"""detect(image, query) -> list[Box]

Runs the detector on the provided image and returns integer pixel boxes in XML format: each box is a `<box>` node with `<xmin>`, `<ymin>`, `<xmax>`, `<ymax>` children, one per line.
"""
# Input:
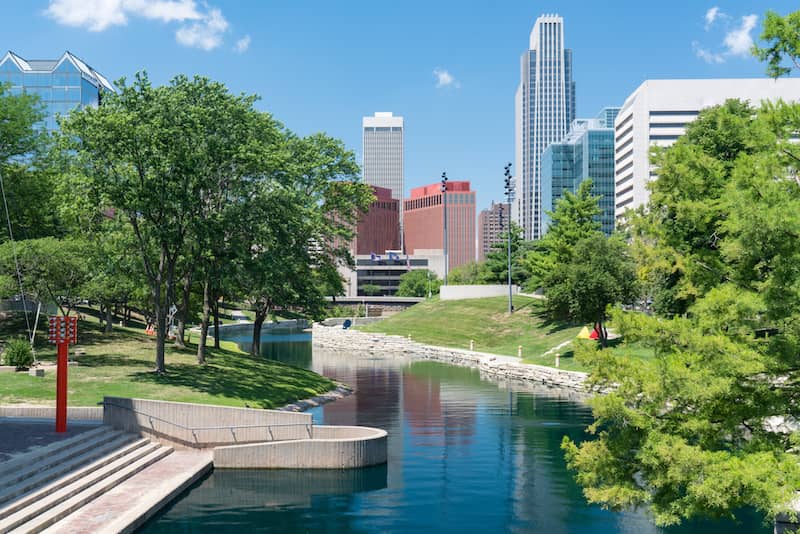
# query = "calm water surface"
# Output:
<box><xmin>144</xmin><ymin>330</ymin><xmax>768</xmax><ymax>533</ymax></box>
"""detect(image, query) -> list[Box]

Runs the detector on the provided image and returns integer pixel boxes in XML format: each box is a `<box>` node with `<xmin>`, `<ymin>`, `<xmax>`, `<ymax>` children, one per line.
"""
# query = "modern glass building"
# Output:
<box><xmin>0</xmin><ymin>51</ymin><xmax>114</xmax><ymax>130</ymax></box>
<box><xmin>514</xmin><ymin>14</ymin><xmax>576</xmax><ymax>241</ymax></box>
<box><xmin>541</xmin><ymin>107</ymin><xmax>620</xmax><ymax>235</ymax></box>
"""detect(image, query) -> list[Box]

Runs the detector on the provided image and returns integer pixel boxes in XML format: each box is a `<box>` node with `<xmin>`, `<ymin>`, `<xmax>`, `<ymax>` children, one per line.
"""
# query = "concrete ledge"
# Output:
<box><xmin>213</xmin><ymin>425</ymin><xmax>388</xmax><ymax>469</ymax></box>
<box><xmin>103</xmin><ymin>397</ymin><xmax>312</xmax><ymax>448</ymax></box>
<box><xmin>440</xmin><ymin>284</ymin><xmax>519</xmax><ymax>301</ymax></box>
<box><xmin>0</xmin><ymin>406</ymin><xmax>103</xmax><ymax>420</ymax></box>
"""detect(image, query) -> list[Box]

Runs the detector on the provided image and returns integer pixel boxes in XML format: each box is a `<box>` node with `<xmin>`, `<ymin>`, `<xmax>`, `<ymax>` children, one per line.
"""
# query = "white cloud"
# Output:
<box><xmin>44</xmin><ymin>0</ymin><xmax>201</xmax><ymax>31</ymax></box>
<box><xmin>723</xmin><ymin>14</ymin><xmax>758</xmax><ymax>57</ymax></box>
<box><xmin>433</xmin><ymin>68</ymin><xmax>460</xmax><ymax>89</ymax></box>
<box><xmin>704</xmin><ymin>6</ymin><xmax>720</xmax><ymax>30</ymax></box>
<box><xmin>175</xmin><ymin>8</ymin><xmax>229</xmax><ymax>50</ymax></box>
<box><xmin>45</xmin><ymin>0</ymin><xmax>232</xmax><ymax>51</ymax></box>
<box><xmin>234</xmin><ymin>34</ymin><xmax>251</xmax><ymax>53</ymax></box>
<box><xmin>693</xmin><ymin>41</ymin><xmax>725</xmax><ymax>64</ymax></box>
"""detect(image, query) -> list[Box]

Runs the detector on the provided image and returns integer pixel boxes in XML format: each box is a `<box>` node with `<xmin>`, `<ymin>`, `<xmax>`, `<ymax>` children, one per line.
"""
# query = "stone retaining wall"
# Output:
<box><xmin>312</xmin><ymin>323</ymin><xmax>589</xmax><ymax>393</ymax></box>
<box><xmin>213</xmin><ymin>425</ymin><xmax>388</xmax><ymax>469</ymax></box>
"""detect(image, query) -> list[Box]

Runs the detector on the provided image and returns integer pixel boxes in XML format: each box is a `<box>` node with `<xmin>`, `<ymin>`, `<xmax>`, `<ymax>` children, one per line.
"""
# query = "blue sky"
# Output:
<box><xmin>3</xmin><ymin>1</ymin><xmax>797</xmax><ymax>210</ymax></box>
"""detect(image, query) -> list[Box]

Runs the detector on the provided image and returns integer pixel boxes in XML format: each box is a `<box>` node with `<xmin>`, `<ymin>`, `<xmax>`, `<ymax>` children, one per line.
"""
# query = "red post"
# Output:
<box><xmin>56</xmin><ymin>342</ymin><xmax>68</xmax><ymax>433</ymax></box>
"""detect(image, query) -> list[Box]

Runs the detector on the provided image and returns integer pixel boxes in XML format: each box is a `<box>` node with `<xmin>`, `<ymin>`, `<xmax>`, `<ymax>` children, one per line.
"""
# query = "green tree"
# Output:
<box><xmin>562</xmin><ymin>100</ymin><xmax>800</xmax><ymax>526</ymax></box>
<box><xmin>448</xmin><ymin>261</ymin><xmax>488</xmax><ymax>285</ymax></box>
<box><xmin>360</xmin><ymin>284</ymin><xmax>382</xmax><ymax>296</ymax></box>
<box><xmin>396</xmin><ymin>269</ymin><xmax>440</xmax><ymax>297</ymax></box>
<box><xmin>482</xmin><ymin>223</ymin><xmax>529</xmax><ymax>286</ymax></box>
<box><xmin>543</xmin><ymin>235</ymin><xmax>638</xmax><ymax>346</ymax></box>
<box><xmin>753</xmin><ymin>10</ymin><xmax>800</xmax><ymax>78</ymax></box>
<box><xmin>524</xmin><ymin>179</ymin><xmax>601</xmax><ymax>290</ymax></box>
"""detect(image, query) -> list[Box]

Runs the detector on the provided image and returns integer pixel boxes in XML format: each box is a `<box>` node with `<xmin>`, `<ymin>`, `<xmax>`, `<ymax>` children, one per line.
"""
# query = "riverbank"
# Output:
<box><xmin>312</xmin><ymin>323</ymin><xmax>589</xmax><ymax>392</ymax></box>
<box><xmin>0</xmin><ymin>320</ymin><xmax>335</xmax><ymax>409</ymax></box>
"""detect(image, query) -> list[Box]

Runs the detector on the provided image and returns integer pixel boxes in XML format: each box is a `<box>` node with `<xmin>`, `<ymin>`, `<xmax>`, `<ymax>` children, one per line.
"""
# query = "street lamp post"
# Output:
<box><xmin>504</xmin><ymin>163</ymin><xmax>514</xmax><ymax>314</ymax></box>
<box><xmin>441</xmin><ymin>172</ymin><xmax>449</xmax><ymax>286</ymax></box>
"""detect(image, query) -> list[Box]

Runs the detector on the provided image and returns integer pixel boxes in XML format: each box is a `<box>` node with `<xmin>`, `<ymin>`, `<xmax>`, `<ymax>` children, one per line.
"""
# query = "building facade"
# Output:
<box><xmin>403</xmin><ymin>181</ymin><xmax>476</xmax><ymax>271</ymax></box>
<box><xmin>0</xmin><ymin>51</ymin><xmax>114</xmax><ymax>130</ymax></box>
<box><xmin>339</xmin><ymin>250</ymin><xmax>445</xmax><ymax>297</ymax></box>
<box><xmin>541</xmin><ymin>107</ymin><xmax>619</xmax><ymax>235</ymax></box>
<box><xmin>614</xmin><ymin>78</ymin><xmax>800</xmax><ymax>220</ymax></box>
<box><xmin>353</xmin><ymin>186</ymin><xmax>400</xmax><ymax>255</ymax></box>
<box><xmin>478</xmin><ymin>202</ymin><xmax>509</xmax><ymax>260</ymax></box>
<box><xmin>514</xmin><ymin>14</ymin><xmax>576</xmax><ymax>241</ymax></box>
<box><xmin>363</xmin><ymin>112</ymin><xmax>404</xmax><ymax>245</ymax></box>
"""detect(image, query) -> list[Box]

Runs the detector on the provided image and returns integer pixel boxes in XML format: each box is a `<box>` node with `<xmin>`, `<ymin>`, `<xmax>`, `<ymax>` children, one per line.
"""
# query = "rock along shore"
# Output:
<box><xmin>312</xmin><ymin>323</ymin><xmax>590</xmax><ymax>394</ymax></box>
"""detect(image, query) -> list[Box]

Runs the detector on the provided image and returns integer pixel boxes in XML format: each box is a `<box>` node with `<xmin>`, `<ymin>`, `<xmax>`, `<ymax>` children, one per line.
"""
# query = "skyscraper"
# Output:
<box><xmin>541</xmin><ymin>107</ymin><xmax>619</xmax><ymax>235</ymax></box>
<box><xmin>0</xmin><ymin>51</ymin><xmax>114</xmax><ymax>130</ymax></box>
<box><xmin>514</xmin><ymin>14</ymin><xmax>575</xmax><ymax>240</ymax></box>
<box><xmin>363</xmin><ymin>112</ymin><xmax>404</xmax><ymax>245</ymax></box>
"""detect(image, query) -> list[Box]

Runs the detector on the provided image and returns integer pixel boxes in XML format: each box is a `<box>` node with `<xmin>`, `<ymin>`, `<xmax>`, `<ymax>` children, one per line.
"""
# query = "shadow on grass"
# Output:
<box><xmin>130</xmin><ymin>348</ymin><xmax>333</xmax><ymax>409</ymax></box>
<box><xmin>75</xmin><ymin>353</ymin><xmax>154</xmax><ymax>368</ymax></box>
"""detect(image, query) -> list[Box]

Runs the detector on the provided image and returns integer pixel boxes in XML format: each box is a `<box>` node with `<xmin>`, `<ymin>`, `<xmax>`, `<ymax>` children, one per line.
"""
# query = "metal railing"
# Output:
<box><xmin>100</xmin><ymin>400</ymin><xmax>313</xmax><ymax>443</ymax></box>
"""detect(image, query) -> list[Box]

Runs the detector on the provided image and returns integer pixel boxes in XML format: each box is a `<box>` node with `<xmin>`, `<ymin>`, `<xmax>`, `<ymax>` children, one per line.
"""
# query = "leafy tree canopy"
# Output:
<box><xmin>396</xmin><ymin>269</ymin><xmax>440</xmax><ymax>297</ymax></box>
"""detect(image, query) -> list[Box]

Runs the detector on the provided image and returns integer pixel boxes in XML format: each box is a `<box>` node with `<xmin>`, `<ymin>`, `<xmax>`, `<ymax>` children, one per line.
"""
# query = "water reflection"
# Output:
<box><xmin>145</xmin><ymin>332</ymin><xmax>769</xmax><ymax>533</ymax></box>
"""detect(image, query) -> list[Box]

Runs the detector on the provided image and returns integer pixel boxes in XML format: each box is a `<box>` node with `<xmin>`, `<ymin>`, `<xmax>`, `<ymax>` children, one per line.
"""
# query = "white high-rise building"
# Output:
<box><xmin>363</xmin><ymin>112</ymin><xmax>404</xmax><ymax>246</ymax></box>
<box><xmin>615</xmin><ymin>78</ymin><xmax>800</xmax><ymax>220</ymax></box>
<box><xmin>514</xmin><ymin>14</ymin><xmax>576</xmax><ymax>240</ymax></box>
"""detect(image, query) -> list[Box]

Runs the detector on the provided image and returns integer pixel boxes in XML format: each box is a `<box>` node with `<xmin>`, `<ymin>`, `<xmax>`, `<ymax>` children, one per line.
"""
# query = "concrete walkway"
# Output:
<box><xmin>0</xmin><ymin>418</ymin><xmax>100</xmax><ymax>463</ymax></box>
<box><xmin>41</xmin><ymin>450</ymin><xmax>212</xmax><ymax>534</ymax></box>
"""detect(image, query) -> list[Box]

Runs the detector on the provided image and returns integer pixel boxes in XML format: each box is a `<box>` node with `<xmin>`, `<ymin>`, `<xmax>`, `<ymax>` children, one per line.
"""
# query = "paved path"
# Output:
<box><xmin>0</xmin><ymin>419</ymin><xmax>100</xmax><ymax>463</ymax></box>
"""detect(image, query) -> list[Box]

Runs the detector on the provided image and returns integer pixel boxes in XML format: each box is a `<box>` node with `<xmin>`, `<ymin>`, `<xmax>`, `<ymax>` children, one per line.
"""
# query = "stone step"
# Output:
<box><xmin>0</xmin><ymin>429</ymin><xmax>128</xmax><ymax>496</ymax></box>
<box><xmin>0</xmin><ymin>425</ymin><xmax>111</xmax><ymax>480</ymax></box>
<box><xmin>42</xmin><ymin>451</ymin><xmax>214</xmax><ymax>534</ymax></box>
<box><xmin>0</xmin><ymin>444</ymin><xmax>172</xmax><ymax>533</ymax></box>
<box><xmin>0</xmin><ymin>438</ymin><xmax>150</xmax><ymax>521</ymax></box>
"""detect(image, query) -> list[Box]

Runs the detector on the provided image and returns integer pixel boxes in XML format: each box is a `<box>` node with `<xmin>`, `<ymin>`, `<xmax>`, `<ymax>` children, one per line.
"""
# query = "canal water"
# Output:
<box><xmin>144</xmin><ymin>330</ymin><xmax>768</xmax><ymax>533</ymax></box>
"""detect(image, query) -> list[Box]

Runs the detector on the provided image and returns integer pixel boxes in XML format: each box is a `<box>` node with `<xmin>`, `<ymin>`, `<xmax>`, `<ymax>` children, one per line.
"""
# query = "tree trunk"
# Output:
<box><xmin>597</xmin><ymin>319</ymin><xmax>608</xmax><ymax>348</ymax></box>
<box><xmin>154</xmin><ymin>294</ymin><xmax>166</xmax><ymax>374</ymax></box>
<box><xmin>174</xmin><ymin>274</ymin><xmax>191</xmax><ymax>349</ymax></box>
<box><xmin>104</xmin><ymin>303</ymin><xmax>113</xmax><ymax>333</ymax></box>
<box><xmin>98</xmin><ymin>303</ymin><xmax>105</xmax><ymax>328</ymax></box>
<box><xmin>213</xmin><ymin>299</ymin><xmax>220</xmax><ymax>349</ymax></box>
<box><xmin>251</xmin><ymin>304</ymin><xmax>269</xmax><ymax>357</ymax></box>
<box><xmin>196</xmin><ymin>279</ymin><xmax>210</xmax><ymax>364</ymax></box>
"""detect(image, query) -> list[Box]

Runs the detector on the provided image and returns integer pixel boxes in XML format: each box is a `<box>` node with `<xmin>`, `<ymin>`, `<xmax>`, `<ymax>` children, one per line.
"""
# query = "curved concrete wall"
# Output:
<box><xmin>103</xmin><ymin>397</ymin><xmax>312</xmax><ymax>448</ymax></box>
<box><xmin>213</xmin><ymin>425</ymin><xmax>388</xmax><ymax>469</ymax></box>
<box><xmin>440</xmin><ymin>284</ymin><xmax>519</xmax><ymax>301</ymax></box>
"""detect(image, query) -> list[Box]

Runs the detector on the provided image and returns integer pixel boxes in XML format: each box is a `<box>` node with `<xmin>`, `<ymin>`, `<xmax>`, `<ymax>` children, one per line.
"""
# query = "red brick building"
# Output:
<box><xmin>353</xmin><ymin>186</ymin><xmax>400</xmax><ymax>255</ymax></box>
<box><xmin>403</xmin><ymin>181</ymin><xmax>476</xmax><ymax>269</ymax></box>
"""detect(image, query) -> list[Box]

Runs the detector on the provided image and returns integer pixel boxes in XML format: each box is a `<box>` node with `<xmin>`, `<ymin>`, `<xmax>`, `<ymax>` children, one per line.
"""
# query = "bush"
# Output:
<box><xmin>4</xmin><ymin>338</ymin><xmax>33</xmax><ymax>369</ymax></box>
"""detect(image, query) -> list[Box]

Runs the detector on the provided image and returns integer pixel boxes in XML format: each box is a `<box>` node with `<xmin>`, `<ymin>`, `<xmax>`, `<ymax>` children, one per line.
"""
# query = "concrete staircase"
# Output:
<box><xmin>0</xmin><ymin>425</ymin><xmax>173</xmax><ymax>533</ymax></box>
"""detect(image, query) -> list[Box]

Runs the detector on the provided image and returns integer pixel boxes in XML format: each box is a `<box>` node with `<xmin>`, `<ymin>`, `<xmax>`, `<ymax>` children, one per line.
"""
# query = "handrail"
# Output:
<box><xmin>100</xmin><ymin>400</ymin><xmax>314</xmax><ymax>442</ymax></box>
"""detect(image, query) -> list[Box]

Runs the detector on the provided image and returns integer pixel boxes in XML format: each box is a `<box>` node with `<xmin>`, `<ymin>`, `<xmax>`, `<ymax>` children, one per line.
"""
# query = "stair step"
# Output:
<box><xmin>0</xmin><ymin>444</ymin><xmax>172</xmax><ymax>533</ymax></box>
<box><xmin>0</xmin><ymin>438</ymin><xmax>150</xmax><ymax>521</ymax></box>
<box><xmin>0</xmin><ymin>431</ymin><xmax>134</xmax><ymax>507</ymax></box>
<box><xmin>0</xmin><ymin>426</ymin><xmax>110</xmax><ymax>479</ymax></box>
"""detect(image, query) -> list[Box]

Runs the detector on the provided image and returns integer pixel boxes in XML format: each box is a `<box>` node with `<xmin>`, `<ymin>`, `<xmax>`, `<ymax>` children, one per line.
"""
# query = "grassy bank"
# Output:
<box><xmin>358</xmin><ymin>296</ymin><xmax>590</xmax><ymax>369</ymax></box>
<box><xmin>0</xmin><ymin>316</ymin><xmax>334</xmax><ymax>408</ymax></box>
<box><xmin>358</xmin><ymin>296</ymin><xmax>655</xmax><ymax>372</ymax></box>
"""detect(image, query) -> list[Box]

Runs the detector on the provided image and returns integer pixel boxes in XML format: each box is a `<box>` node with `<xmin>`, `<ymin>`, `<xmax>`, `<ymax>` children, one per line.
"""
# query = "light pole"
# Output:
<box><xmin>504</xmin><ymin>163</ymin><xmax>514</xmax><ymax>314</ymax></box>
<box><xmin>441</xmin><ymin>172</ymin><xmax>449</xmax><ymax>286</ymax></box>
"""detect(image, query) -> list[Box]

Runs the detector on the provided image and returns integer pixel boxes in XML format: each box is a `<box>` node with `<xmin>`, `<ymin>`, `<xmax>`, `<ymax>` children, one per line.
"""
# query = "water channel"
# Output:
<box><xmin>144</xmin><ymin>328</ymin><xmax>768</xmax><ymax>533</ymax></box>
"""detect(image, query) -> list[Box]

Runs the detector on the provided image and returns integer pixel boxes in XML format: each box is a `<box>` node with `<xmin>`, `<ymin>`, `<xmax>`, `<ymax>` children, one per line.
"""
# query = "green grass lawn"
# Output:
<box><xmin>359</xmin><ymin>295</ymin><xmax>584</xmax><ymax>359</ymax></box>
<box><xmin>0</xmin><ymin>315</ymin><xmax>334</xmax><ymax>408</ymax></box>
<box><xmin>359</xmin><ymin>296</ymin><xmax>656</xmax><ymax>373</ymax></box>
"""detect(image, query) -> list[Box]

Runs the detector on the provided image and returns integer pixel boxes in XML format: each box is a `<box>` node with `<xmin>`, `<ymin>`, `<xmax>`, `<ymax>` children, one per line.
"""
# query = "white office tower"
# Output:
<box><xmin>614</xmin><ymin>78</ymin><xmax>800</xmax><ymax>220</ymax></box>
<box><xmin>363</xmin><ymin>112</ymin><xmax>404</xmax><ymax>245</ymax></box>
<box><xmin>514</xmin><ymin>14</ymin><xmax>576</xmax><ymax>240</ymax></box>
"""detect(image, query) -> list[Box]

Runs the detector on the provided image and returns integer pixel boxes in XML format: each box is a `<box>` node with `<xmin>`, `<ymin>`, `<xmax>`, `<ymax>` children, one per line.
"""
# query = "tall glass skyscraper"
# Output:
<box><xmin>363</xmin><ymin>112</ymin><xmax>404</xmax><ymax>246</ymax></box>
<box><xmin>541</xmin><ymin>107</ymin><xmax>619</xmax><ymax>235</ymax></box>
<box><xmin>0</xmin><ymin>51</ymin><xmax>114</xmax><ymax>131</ymax></box>
<box><xmin>514</xmin><ymin>14</ymin><xmax>575</xmax><ymax>240</ymax></box>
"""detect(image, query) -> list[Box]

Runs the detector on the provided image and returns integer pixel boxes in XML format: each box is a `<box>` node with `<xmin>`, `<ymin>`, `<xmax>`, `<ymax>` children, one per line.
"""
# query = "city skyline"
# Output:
<box><xmin>1</xmin><ymin>1</ymin><xmax>796</xmax><ymax>212</ymax></box>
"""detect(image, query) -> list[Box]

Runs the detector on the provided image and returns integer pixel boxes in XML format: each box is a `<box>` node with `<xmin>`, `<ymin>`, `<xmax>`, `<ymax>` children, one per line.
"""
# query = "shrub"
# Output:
<box><xmin>5</xmin><ymin>338</ymin><xmax>33</xmax><ymax>369</ymax></box>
